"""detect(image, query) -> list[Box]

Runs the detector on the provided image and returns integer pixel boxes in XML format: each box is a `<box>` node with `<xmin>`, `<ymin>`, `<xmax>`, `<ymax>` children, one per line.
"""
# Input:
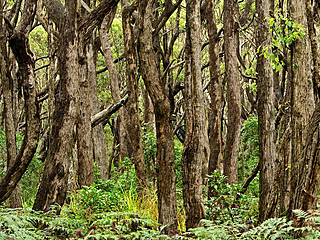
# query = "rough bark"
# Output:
<box><xmin>79</xmin><ymin>0</ymin><xmax>120</xmax><ymax>38</ymax></box>
<box><xmin>121</xmin><ymin>0</ymin><xmax>148</xmax><ymax>191</ymax></box>
<box><xmin>77</xmin><ymin>44</ymin><xmax>94</xmax><ymax>188</ymax></box>
<box><xmin>287</xmin><ymin>0</ymin><xmax>316</xmax><ymax>218</ymax></box>
<box><xmin>205</xmin><ymin>0</ymin><xmax>224</xmax><ymax>196</ymax></box>
<box><xmin>182</xmin><ymin>0</ymin><xmax>209</xmax><ymax>229</ymax></box>
<box><xmin>223</xmin><ymin>0</ymin><xmax>241</xmax><ymax>184</ymax></box>
<box><xmin>305</xmin><ymin>0</ymin><xmax>320</xmax><ymax>95</ymax></box>
<box><xmin>138</xmin><ymin>0</ymin><xmax>178</xmax><ymax>233</ymax></box>
<box><xmin>143</xmin><ymin>87</ymin><xmax>155</xmax><ymax>131</ymax></box>
<box><xmin>255</xmin><ymin>0</ymin><xmax>278</xmax><ymax>222</ymax></box>
<box><xmin>0</xmin><ymin>0</ymin><xmax>41</xmax><ymax>204</ymax></box>
<box><xmin>87</xmin><ymin>43</ymin><xmax>108</xmax><ymax>180</ymax></box>
<box><xmin>100</xmin><ymin>17</ymin><xmax>129</xmax><ymax>162</ymax></box>
<box><xmin>294</xmin><ymin>102</ymin><xmax>320</xmax><ymax>211</ymax></box>
<box><xmin>33</xmin><ymin>0</ymin><xmax>80</xmax><ymax>211</ymax></box>
<box><xmin>0</xmin><ymin>2</ymin><xmax>22</xmax><ymax>208</ymax></box>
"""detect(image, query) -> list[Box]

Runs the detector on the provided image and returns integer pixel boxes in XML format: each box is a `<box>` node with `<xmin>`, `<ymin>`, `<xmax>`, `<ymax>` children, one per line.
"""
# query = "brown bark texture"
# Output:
<box><xmin>0</xmin><ymin>2</ymin><xmax>22</xmax><ymax>208</ymax></box>
<box><xmin>255</xmin><ymin>0</ymin><xmax>278</xmax><ymax>222</ymax></box>
<box><xmin>182</xmin><ymin>0</ymin><xmax>209</xmax><ymax>229</ymax></box>
<box><xmin>0</xmin><ymin>0</ymin><xmax>41</xmax><ymax>205</ymax></box>
<box><xmin>33</xmin><ymin>0</ymin><xmax>80</xmax><ymax>211</ymax></box>
<box><xmin>121</xmin><ymin>0</ymin><xmax>148</xmax><ymax>191</ymax></box>
<box><xmin>223</xmin><ymin>0</ymin><xmax>241</xmax><ymax>184</ymax></box>
<box><xmin>287</xmin><ymin>0</ymin><xmax>316</xmax><ymax>218</ymax></box>
<box><xmin>205</xmin><ymin>0</ymin><xmax>224</xmax><ymax>196</ymax></box>
<box><xmin>138</xmin><ymin>0</ymin><xmax>178</xmax><ymax>233</ymax></box>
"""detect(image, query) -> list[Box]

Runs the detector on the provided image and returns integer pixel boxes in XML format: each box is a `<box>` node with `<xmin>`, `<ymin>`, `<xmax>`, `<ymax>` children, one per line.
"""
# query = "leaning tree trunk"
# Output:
<box><xmin>138</xmin><ymin>0</ymin><xmax>178</xmax><ymax>233</ymax></box>
<box><xmin>223</xmin><ymin>0</ymin><xmax>241</xmax><ymax>184</ymax></box>
<box><xmin>182</xmin><ymin>0</ymin><xmax>209</xmax><ymax>230</ymax></box>
<box><xmin>287</xmin><ymin>0</ymin><xmax>316</xmax><ymax>218</ymax></box>
<box><xmin>205</xmin><ymin>0</ymin><xmax>224</xmax><ymax>197</ymax></box>
<box><xmin>256</xmin><ymin>0</ymin><xmax>279</xmax><ymax>222</ymax></box>
<box><xmin>0</xmin><ymin>5</ymin><xmax>22</xmax><ymax>208</ymax></box>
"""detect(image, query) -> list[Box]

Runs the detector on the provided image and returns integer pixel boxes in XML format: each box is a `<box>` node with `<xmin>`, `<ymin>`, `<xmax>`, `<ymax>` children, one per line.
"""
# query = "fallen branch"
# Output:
<box><xmin>91</xmin><ymin>94</ymin><xmax>128</xmax><ymax>128</ymax></box>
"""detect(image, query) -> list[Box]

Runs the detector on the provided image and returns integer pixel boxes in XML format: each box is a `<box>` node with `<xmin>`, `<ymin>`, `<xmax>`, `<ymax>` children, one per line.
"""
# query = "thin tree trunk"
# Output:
<box><xmin>205</xmin><ymin>0</ymin><xmax>224</xmax><ymax>198</ymax></box>
<box><xmin>77</xmin><ymin>43</ymin><xmax>95</xmax><ymax>188</ymax></box>
<box><xmin>223</xmin><ymin>0</ymin><xmax>241</xmax><ymax>184</ymax></box>
<box><xmin>100</xmin><ymin>9</ymin><xmax>130</xmax><ymax>164</ymax></box>
<box><xmin>182</xmin><ymin>0</ymin><xmax>209</xmax><ymax>229</ymax></box>
<box><xmin>143</xmin><ymin>87</ymin><xmax>155</xmax><ymax>131</ymax></box>
<box><xmin>88</xmin><ymin>43</ymin><xmax>108</xmax><ymax>180</ymax></box>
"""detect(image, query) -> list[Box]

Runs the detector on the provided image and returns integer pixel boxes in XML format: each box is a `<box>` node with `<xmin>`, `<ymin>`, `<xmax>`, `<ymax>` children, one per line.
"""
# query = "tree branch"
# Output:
<box><xmin>91</xmin><ymin>94</ymin><xmax>129</xmax><ymax>128</ymax></box>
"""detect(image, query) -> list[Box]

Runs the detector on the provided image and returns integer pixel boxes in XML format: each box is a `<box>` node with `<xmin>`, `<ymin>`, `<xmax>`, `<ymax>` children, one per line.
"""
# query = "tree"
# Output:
<box><xmin>137</xmin><ymin>0</ymin><xmax>178</xmax><ymax>233</ymax></box>
<box><xmin>0</xmin><ymin>1</ymin><xmax>22</xmax><ymax>208</ymax></box>
<box><xmin>182</xmin><ymin>0</ymin><xmax>209</xmax><ymax>229</ymax></box>
<box><xmin>287</xmin><ymin>0</ymin><xmax>317</xmax><ymax>218</ymax></box>
<box><xmin>205</xmin><ymin>0</ymin><xmax>224</xmax><ymax>195</ymax></box>
<box><xmin>121</xmin><ymin>0</ymin><xmax>148</xmax><ymax>192</ymax></box>
<box><xmin>223</xmin><ymin>0</ymin><xmax>241</xmax><ymax>184</ymax></box>
<box><xmin>33</xmin><ymin>0</ymin><xmax>80</xmax><ymax>211</ymax></box>
<box><xmin>0</xmin><ymin>0</ymin><xmax>41</xmax><ymax>204</ymax></box>
<box><xmin>34</xmin><ymin>0</ymin><xmax>120</xmax><ymax>211</ymax></box>
<box><xmin>255</xmin><ymin>0</ymin><xmax>279</xmax><ymax>222</ymax></box>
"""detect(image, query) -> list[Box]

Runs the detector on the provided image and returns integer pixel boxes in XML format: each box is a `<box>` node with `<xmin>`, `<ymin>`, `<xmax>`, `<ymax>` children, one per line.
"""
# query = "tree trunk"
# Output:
<box><xmin>121</xmin><ymin>0</ymin><xmax>148</xmax><ymax>192</ymax></box>
<box><xmin>88</xmin><ymin>43</ymin><xmax>108</xmax><ymax>180</ymax></box>
<box><xmin>0</xmin><ymin>0</ymin><xmax>41</xmax><ymax>205</ymax></box>
<box><xmin>100</xmin><ymin>9</ymin><xmax>130</xmax><ymax>164</ymax></box>
<box><xmin>205</xmin><ymin>0</ymin><xmax>224</xmax><ymax>197</ymax></box>
<box><xmin>138</xmin><ymin>0</ymin><xmax>178</xmax><ymax>233</ymax></box>
<box><xmin>255</xmin><ymin>0</ymin><xmax>278</xmax><ymax>222</ymax></box>
<box><xmin>223</xmin><ymin>0</ymin><xmax>241</xmax><ymax>184</ymax></box>
<box><xmin>143</xmin><ymin>87</ymin><xmax>155</xmax><ymax>131</ymax></box>
<box><xmin>0</xmin><ymin>3</ymin><xmax>22</xmax><ymax>208</ymax></box>
<box><xmin>77</xmin><ymin>43</ymin><xmax>95</xmax><ymax>188</ymax></box>
<box><xmin>33</xmin><ymin>1</ymin><xmax>80</xmax><ymax>211</ymax></box>
<box><xmin>182</xmin><ymin>0</ymin><xmax>209</xmax><ymax>229</ymax></box>
<box><xmin>287</xmin><ymin>0</ymin><xmax>316</xmax><ymax>218</ymax></box>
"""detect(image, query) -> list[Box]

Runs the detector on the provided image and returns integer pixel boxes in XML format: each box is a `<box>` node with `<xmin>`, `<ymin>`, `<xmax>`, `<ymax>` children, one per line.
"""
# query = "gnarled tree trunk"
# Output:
<box><xmin>33</xmin><ymin>1</ymin><xmax>80</xmax><ymax>211</ymax></box>
<box><xmin>0</xmin><ymin>0</ymin><xmax>41</xmax><ymax>205</ymax></box>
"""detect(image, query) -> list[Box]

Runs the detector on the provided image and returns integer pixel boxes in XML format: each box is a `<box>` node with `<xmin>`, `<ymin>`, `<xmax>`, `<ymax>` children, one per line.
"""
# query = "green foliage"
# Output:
<box><xmin>259</xmin><ymin>9</ymin><xmax>305</xmax><ymax>72</ymax></box>
<box><xmin>142</xmin><ymin>123</ymin><xmax>157</xmax><ymax>178</ymax></box>
<box><xmin>239</xmin><ymin>116</ymin><xmax>259</xmax><ymax>194</ymax></box>
<box><xmin>206</xmin><ymin>171</ymin><xmax>259</xmax><ymax>225</ymax></box>
<box><xmin>0</xmin><ymin>208</ymin><xmax>46</xmax><ymax>240</ymax></box>
<box><xmin>240</xmin><ymin>217</ymin><xmax>300</xmax><ymax>240</ymax></box>
<box><xmin>185</xmin><ymin>219</ymin><xmax>242</xmax><ymax>240</ymax></box>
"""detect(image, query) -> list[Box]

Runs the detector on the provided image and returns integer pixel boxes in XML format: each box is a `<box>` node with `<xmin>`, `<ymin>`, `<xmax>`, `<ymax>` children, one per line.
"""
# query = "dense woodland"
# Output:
<box><xmin>1</xmin><ymin>0</ymin><xmax>320</xmax><ymax>239</ymax></box>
